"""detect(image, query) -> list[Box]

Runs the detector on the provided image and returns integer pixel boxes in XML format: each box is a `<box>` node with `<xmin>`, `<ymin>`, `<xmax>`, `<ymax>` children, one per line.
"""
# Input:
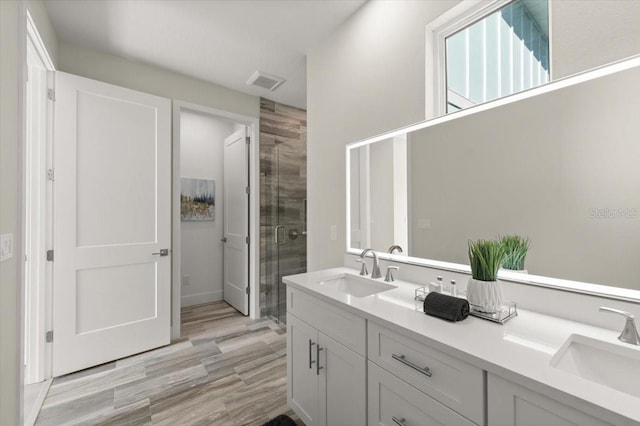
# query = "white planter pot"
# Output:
<box><xmin>466</xmin><ymin>278</ymin><xmax>503</xmax><ymax>313</ymax></box>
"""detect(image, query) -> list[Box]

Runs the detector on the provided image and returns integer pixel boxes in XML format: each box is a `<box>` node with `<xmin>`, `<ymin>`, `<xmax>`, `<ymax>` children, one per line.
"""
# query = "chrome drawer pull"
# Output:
<box><xmin>392</xmin><ymin>353</ymin><xmax>432</xmax><ymax>377</ymax></box>
<box><xmin>308</xmin><ymin>339</ymin><xmax>316</xmax><ymax>369</ymax></box>
<box><xmin>392</xmin><ymin>416</ymin><xmax>407</xmax><ymax>426</ymax></box>
<box><xmin>316</xmin><ymin>345</ymin><xmax>324</xmax><ymax>375</ymax></box>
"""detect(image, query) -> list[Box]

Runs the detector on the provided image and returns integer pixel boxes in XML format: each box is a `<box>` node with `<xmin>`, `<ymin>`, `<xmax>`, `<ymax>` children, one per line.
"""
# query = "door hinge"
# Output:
<box><xmin>245</xmin><ymin>236</ymin><xmax>250</xmax><ymax>244</ymax></box>
<box><xmin>245</xmin><ymin>136</ymin><xmax>250</xmax><ymax>144</ymax></box>
<box><xmin>47</xmin><ymin>169</ymin><xmax>54</xmax><ymax>181</ymax></box>
<box><xmin>245</xmin><ymin>186</ymin><xmax>250</xmax><ymax>195</ymax></box>
<box><xmin>246</xmin><ymin>286</ymin><xmax>250</xmax><ymax>295</ymax></box>
<box><xmin>47</xmin><ymin>88</ymin><xmax>55</xmax><ymax>101</ymax></box>
<box><xmin>46</xmin><ymin>331</ymin><xmax>53</xmax><ymax>343</ymax></box>
<box><xmin>46</xmin><ymin>250</ymin><xmax>54</xmax><ymax>261</ymax></box>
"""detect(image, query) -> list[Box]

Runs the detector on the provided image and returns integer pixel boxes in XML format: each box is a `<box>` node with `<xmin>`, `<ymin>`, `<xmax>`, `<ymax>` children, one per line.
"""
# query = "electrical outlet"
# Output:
<box><xmin>1</xmin><ymin>234</ymin><xmax>14</xmax><ymax>262</ymax></box>
<box><xmin>182</xmin><ymin>275</ymin><xmax>191</xmax><ymax>286</ymax></box>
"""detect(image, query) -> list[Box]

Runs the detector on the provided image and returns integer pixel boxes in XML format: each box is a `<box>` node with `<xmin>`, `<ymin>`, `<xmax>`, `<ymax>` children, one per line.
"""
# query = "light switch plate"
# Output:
<box><xmin>0</xmin><ymin>233</ymin><xmax>14</xmax><ymax>262</ymax></box>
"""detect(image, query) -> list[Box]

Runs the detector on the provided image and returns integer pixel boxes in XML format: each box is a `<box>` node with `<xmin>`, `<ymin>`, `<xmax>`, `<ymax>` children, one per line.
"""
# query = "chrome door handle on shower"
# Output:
<box><xmin>274</xmin><ymin>225</ymin><xmax>286</xmax><ymax>245</ymax></box>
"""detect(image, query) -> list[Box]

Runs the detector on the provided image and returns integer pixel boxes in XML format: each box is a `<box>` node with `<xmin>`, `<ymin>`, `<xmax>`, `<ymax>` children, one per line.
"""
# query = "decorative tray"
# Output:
<box><xmin>469</xmin><ymin>301</ymin><xmax>518</xmax><ymax>324</ymax></box>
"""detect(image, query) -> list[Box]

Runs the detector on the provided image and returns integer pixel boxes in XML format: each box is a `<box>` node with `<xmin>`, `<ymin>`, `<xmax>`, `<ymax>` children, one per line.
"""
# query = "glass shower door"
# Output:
<box><xmin>262</xmin><ymin>137</ymin><xmax>307</xmax><ymax>325</ymax></box>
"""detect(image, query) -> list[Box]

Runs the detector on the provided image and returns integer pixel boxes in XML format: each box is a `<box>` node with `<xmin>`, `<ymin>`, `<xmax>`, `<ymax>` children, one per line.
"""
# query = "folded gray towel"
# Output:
<box><xmin>423</xmin><ymin>292</ymin><xmax>469</xmax><ymax>322</ymax></box>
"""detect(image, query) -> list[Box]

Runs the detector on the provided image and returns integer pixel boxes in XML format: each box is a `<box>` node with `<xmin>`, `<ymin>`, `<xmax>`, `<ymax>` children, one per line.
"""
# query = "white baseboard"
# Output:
<box><xmin>181</xmin><ymin>290</ymin><xmax>223</xmax><ymax>307</ymax></box>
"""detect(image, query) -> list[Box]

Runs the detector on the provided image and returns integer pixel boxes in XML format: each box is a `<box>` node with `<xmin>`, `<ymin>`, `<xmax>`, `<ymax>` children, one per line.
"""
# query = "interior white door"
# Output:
<box><xmin>223</xmin><ymin>127</ymin><xmax>249</xmax><ymax>315</ymax></box>
<box><xmin>53</xmin><ymin>72</ymin><xmax>171</xmax><ymax>376</ymax></box>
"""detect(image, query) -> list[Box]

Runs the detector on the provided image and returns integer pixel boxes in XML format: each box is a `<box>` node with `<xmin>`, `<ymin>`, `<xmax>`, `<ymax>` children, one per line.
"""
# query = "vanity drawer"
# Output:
<box><xmin>288</xmin><ymin>287</ymin><xmax>366</xmax><ymax>356</ymax></box>
<box><xmin>368</xmin><ymin>361</ymin><xmax>476</xmax><ymax>426</ymax></box>
<box><xmin>368</xmin><ymin>322</ymin><xmax>484</xmax><ymax>425</ymax></box>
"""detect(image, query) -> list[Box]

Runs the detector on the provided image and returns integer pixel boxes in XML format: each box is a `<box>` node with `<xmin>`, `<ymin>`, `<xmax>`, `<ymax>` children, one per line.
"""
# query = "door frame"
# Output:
<box><xmin>172</xmin><ymin>100</ymin><xmax>260</xmax><ymax>338</ymax></box>
<box><xmin>24</xmin><ymin>9</ymin><xmax>55</xmax><ymax>385</ymax></box>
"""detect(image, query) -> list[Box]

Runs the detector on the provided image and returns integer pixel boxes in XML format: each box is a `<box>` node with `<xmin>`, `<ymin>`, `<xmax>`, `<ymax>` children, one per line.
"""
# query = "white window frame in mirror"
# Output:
<box><xmin>425</xmin><ymin>0</ymin><xmax>554</xmax><ymax>118</ymax></box>
<box><xmin>347</xmin><ymin>54</ymin><xmax>640</xmax><ymax>303</ymax></box>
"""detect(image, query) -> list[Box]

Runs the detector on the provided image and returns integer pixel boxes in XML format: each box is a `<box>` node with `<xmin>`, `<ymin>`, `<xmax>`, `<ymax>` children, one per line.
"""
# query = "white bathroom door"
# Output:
<box><xmin>52</xmin><ymin>72</ymin><xmax>172</xmax><ymax>376</ymax></box>
<box><xmin>223</xmin><ymin>128</ymin><xmax>249</xmax><ymax>315</ymax></box>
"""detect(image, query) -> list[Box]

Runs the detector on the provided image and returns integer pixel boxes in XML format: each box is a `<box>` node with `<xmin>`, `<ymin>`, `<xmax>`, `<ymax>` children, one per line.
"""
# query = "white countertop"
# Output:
<box><xmin>283</xmin><ymin>267</ymin><xmax>640</xmax><ymax>425</ymax></box>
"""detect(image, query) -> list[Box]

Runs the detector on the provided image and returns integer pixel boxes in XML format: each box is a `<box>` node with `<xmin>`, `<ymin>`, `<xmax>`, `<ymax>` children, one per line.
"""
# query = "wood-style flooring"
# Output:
<box><xmin>35</xmin><ymin>301</ymin><xmax>299</xmax><ymax>425</ymax></box>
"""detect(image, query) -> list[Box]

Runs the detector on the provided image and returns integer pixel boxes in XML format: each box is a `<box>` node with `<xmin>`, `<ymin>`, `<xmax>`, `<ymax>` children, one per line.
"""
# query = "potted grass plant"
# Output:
<box><xmin>466</xmin><ymin>239</ymin><xmax>506</xmax><ymax>313</ymax></box>
<box><xmin>500</xmin><ymin>235</ymin><xmax>530</xmax><ymax>272</ymax></box>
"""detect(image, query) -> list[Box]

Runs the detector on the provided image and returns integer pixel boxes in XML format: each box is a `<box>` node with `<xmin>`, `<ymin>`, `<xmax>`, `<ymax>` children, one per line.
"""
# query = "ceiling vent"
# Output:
<box><xmin>246</xmin><ymin>70</ymin><xmax>286</xmax><ymax>91</ymax></box>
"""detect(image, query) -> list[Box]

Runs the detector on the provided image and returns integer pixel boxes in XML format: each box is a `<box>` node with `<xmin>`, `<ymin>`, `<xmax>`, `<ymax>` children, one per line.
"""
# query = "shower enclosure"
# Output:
<box><xmin>259</xmin><ymin>99</ymin><xmax>307</xmax><ymax>325</ymax></box>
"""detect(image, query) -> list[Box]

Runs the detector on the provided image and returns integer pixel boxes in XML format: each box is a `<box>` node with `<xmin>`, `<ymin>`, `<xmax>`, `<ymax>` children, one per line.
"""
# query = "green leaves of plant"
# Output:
<box><xmin>468</xmin><ymin>239</ymin><xmax>506</xmax><ymax>282</ymax></box>
<box><xmin>500</xmin><ymin>235</ymin><xmax>530</xmax><ymax>270</ymax></box>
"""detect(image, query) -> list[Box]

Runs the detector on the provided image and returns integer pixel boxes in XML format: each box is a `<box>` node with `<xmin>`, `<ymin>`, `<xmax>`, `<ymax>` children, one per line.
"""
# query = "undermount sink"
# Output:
<box><xmin>318</xmin><ymin>274</ymin><xmax>397</xmax><ymax>298</ymax></box>
<box><xmin>549</xmin><ymin>334</ymin><xmax>640</xmax><ymax>398</ymax></box>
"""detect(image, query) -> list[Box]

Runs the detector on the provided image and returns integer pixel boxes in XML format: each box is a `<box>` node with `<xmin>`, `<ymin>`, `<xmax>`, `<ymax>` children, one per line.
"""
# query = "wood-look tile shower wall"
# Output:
<box><xmin>259</xmin><ymin>98</ymin><xmax>307</xmax><ymax>318</ymax></box>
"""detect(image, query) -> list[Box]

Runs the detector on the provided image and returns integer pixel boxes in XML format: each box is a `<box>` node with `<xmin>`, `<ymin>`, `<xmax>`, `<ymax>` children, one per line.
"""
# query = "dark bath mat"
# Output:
<box><xmin>261</xmin><ymin>414</ymin><xmax>297</xmax><ymax>426</ymax></box>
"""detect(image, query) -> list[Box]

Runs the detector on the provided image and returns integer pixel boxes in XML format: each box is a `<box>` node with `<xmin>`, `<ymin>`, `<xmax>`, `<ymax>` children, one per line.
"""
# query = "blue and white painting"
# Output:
<box><xmin>181</xmin><ymin>178</ymin><xmax>215</xmax><ymax>221</ymax></box>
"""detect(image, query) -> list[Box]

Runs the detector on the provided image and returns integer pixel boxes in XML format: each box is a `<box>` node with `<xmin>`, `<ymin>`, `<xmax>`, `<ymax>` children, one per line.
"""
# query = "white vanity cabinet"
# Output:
<box><xmin>368</xmin><ymin>322</ymin><xmax>484</xmax><ymax>426</ymax></box>
<box><xmin>487</xmin><ymin>374</ymin><xmax>610</xmax><ymax>426</ymax></box>
<box><xmin>287</xmin><ymin>288</ymin><xmax>367</xmax><ymax>426</ymax></box>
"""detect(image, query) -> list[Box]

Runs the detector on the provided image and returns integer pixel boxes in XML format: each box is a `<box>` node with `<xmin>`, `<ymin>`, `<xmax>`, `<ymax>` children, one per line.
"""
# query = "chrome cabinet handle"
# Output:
<box><xmin>316</xmin><ymin>345</ymin><xmax>323</xmax><ymax>375</ymax></box>
<box><xmin>309</xmin><ymin>339</ymin><xmax>316</xmax><ymax>369</ymax></box>
<box><xmin>392</xmin><ymin>354</ymin><xmax>432</xmax><ymax>377</ymax></box>
<box><xmin>152</xmin><ymin>249</ymin><xmax>169</xmax><ymax>256</ymax></box>
<box><xmin>392</xmin><ymin>416</ymin><xmax>407</xmax><ymax>426</ymax></box>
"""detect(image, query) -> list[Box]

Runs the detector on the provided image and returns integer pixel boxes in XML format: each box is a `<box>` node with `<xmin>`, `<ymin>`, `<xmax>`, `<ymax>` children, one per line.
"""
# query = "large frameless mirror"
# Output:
<box><xmin>347</xmin><ymin>55</ymin><xmax>640</xmax><ymax>299</ymax></box>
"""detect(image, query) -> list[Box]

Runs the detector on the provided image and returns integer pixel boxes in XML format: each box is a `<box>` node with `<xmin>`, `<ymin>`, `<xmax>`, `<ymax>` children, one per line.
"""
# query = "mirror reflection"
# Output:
<box><xmin>348</xmin><ymin>58</ymin><xmax>640</xmax><ymax>290</ymax></box>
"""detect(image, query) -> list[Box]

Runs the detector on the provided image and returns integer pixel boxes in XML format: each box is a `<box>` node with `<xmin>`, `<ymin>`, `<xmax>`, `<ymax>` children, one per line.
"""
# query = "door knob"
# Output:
<box><xmin>152</xmin><ymin>249</ymin><xmax>169</xmax><ymax>256</ymax></box>
<box><xmin>221</xmin><ymin>237</ymin><xmax>227</xmax><ymax>243</ymax></box>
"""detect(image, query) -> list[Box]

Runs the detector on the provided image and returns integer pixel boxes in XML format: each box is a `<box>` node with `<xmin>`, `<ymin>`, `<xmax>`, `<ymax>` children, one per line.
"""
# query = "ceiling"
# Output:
<box><xmin>44</xmin><ymin>0</ymin><xmax>367</xmax><ymax>109</ymax></box>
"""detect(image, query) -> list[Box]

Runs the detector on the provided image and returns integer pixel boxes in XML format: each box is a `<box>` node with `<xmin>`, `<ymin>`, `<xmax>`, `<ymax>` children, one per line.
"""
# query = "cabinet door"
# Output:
<box><xmin>319</xmin><ymin>332</ymin><xmax>367</xmax><ymax>426</ymax></box>
<box><xmin>287</xmin><ymin>314</ymin><xmax>319</xmax><ymax>426</ymax></box>
<box><xmin>368</xmin><ymin>362</ymin><xmax>475</xmax><ymax>426</ymax></box>
<box><xmin>488</xmin><ymin>374</ymin><xmax>610</xmax><ymax>426</ymax></box>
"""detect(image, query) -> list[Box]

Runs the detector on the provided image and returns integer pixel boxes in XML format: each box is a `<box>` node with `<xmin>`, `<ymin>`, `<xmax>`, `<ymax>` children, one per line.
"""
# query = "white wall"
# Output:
<box><xmin>551</xmin><ymin>0</ymin><xmax>640</xmax><ymax>79</ymax></box>
<box><xmin>1</xmin><ymin>2</ymin><xmax>23</xmax><ymax>423</ymax></box>
<box><xmin>307</xmin><ymin>0</ymin><xmax>640</xmax><ymax>271</ymax></box>
<box><xmin>26</xmin><ymin>0</ymin><xmax>58</xmax><ymax>67</ymax></box>
<box><xmin>180</xmin><ymin>111</ymin><xmax>233</xmax><ymax>306</ymax></box>
<box><xmin>308</xmin><ymin>0</ymin><xmax>459</xmax><ymax>270</ymax></box>
<box><xmin>58</xmin><ymin>43</ymin><xmax>260</xmax><ymax>118</ymax></box>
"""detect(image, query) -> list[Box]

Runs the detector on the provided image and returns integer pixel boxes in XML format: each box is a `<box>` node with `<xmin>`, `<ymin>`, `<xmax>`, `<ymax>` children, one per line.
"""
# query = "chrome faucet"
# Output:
<box><xmin>600</xmin><ymin>307</ymin><xmax>640</xmax><ymax>346</ymax></box>
<box><xmin>360</xmin><ymin>248</ymin><xmax>382</xmax><ymax>279</ymax></box>
<box><xmin>388</xmin><ymin>245</ymin><xmax>403</xmax><ymax>254</ymax></box>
